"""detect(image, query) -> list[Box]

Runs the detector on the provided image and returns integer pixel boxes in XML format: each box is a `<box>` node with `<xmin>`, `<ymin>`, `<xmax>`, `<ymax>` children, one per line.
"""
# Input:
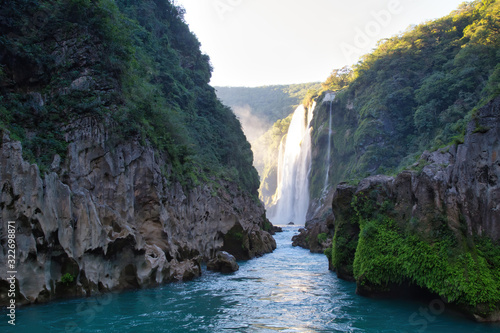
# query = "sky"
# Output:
<box><xmin>174</xmin><ymin>0</ymin><xmax>468</xmax><ymax>87</ymax></box>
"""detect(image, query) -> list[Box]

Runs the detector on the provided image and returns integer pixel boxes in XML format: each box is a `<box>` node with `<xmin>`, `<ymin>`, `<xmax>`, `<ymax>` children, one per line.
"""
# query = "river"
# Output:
<box><xmin>2</xmin><ymin>226</ymin><xmax>499</xmax><ymax>332</ymax></box>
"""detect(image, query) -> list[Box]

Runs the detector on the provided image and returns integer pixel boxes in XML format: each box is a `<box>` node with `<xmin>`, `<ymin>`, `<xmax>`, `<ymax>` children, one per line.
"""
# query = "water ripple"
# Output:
<box><xmin>2</xmin><ymin>226</ymin><xmax>500</xmax><ymax>332</ymax></box>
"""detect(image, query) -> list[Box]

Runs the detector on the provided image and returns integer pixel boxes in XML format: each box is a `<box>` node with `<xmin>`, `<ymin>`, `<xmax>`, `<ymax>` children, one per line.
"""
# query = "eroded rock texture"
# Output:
<box><xmin>0</xmin><ymin>121</ymin><xmax>275</xmax><ymax>305</ymax></box>
<box><xmin>207</xmin><ymin>251</ymin><xmax>239</xmax><ymax>273</ymax></box>
<box><xmin>328</xmin><ymin>97</ymin><xmax>500</xmax><ymax>321</ymax></box>
<box><xmin>291</xmin><ymin>217</ymin><xmax>333</xmax><ymax>254</ymax></box>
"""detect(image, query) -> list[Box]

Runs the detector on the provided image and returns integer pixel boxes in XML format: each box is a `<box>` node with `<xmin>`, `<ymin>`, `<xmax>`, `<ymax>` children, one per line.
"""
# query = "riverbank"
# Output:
<box><xmin>1</xmin><ymin>226</ymin><xmax>499</xmax><ymax>332</ymax></box>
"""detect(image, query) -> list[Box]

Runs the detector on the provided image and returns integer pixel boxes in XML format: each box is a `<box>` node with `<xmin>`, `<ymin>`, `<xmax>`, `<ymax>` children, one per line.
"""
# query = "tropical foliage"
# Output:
<box><xmin>321</xmin><ymin>66</ymin><xmax>354</xmax><ymax>92</ymax></box>
<box><xmin>0</xmin><ymin>0</ymin><xmax>259</xmax><ymax>193</ymax></box>
<box><xmin>344</xmin><ymin>191</ymin><xmax>500</xmax><ymax>315</ymax></box>
<box><xmin>309</xmin><ymin>0</ymin><xmax>500</xmax><ymax>200</ymax></box>
<box><xmin>321</xmin><ymin>2</ymin><xmax>500</xmax><ymax>312</ymax></box>
<box><xmin>215</xmin><ymin>83</ymin><xmax>321</xmax><ymax>128</ymax></box>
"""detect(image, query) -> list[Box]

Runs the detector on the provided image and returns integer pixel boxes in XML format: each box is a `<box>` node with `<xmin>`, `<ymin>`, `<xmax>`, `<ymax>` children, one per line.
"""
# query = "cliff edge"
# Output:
<box><xmin>0</xmin><ymin>119</ymin><xmax>275</xmax><ymax>306</ymax></box>
<box><xmin>0</xmin><ymin>0</ymin><xmax>276</xmax><ymax>306</ymax></box>
<box><xmin>328</xmin><ymin>97</ymin><xmax>500</xmax><ymax>321</ymax></box>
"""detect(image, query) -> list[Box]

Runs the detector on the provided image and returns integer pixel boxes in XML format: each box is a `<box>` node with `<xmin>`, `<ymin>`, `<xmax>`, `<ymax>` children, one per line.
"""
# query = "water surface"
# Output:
<box><xmin>2</xmin><ymin>226</ymin><xmax>500</xmax><ymax>332</ymax></box>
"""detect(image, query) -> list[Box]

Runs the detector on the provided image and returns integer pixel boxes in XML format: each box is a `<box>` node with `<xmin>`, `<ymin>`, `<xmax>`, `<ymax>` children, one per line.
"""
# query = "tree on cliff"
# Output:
<box><xmin>0</xmin><ymin>0</ymin><xmax>260</xmax><ymax>194</ymax></box>
<box><xmin>321</xmin><ymin>66</ymin><xmax>353</xmax><ymax>92</ymax></box>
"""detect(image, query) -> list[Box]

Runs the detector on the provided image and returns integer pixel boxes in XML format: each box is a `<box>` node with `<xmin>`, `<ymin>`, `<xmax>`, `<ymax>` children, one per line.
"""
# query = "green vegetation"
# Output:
<box><xmin>263</xmin><ymin>220</ymin><xmax>273</xmax><ymax>232</ymax></box>
<box><xmin>60</xmin><ymin>273</ymin><xmax>75</xmax><ymax>285</ymax></box>
<box><xmin>330</xmin><ymin>231</ymin><xmax>358</xmax><ymax>278</ymax></box>
<box><xmin>328</xmin><ymin>194</ymin><xmax>360</xmax><ymax>280</ymax></box>
<box><xmin>322</xmin><ymin>2</ymin><xmax>500</xmax><ymax>315</ymax></box>
<box><xmin>346</xmin><ymin>191</ymin><xmax>500</xmax><ymax>315</ymax></box>
<box><xmin>0</xmin><ymin>0</ymin><xmax>259</xmax><ymax>194</ymax></box>
<box><xmin>215</xmin><ymin>83</ymin><xmax>321</xmax><ymax>128</ymax></box>
<box><xmin>322</xmin><ymin>66</ymin><xmax>354</xmax><ymax>92</ymax></box>
<box><xmin>317</xmin><ymin>233</ymin><xmax>328</xmax><ymax>244</ymax></box>
<box><xmin>309</xmin><ymin>0</ymin><xmax>500</xmax><ymax>202</ymax></box>
<box><xmin>254</xmin><ymin>113</ymin><xmax>293</xmax><ymax>205</ymax></box>
<box><xmin>354</xmin><ymin>217</ymin><xmax>500</xmax><ymax>312</ymax></box>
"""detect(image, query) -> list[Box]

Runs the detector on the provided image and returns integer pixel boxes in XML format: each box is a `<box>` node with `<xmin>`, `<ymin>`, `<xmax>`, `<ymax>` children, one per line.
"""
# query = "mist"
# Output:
<box><xmin>232</xmin><ymin>105</ymin><xmax>275</xmax><ymax>181</ymax></box>
<box><xmin>233</xmin><ymin>105</ymin><xmax>270</xmax><ymax>143</ymax></box>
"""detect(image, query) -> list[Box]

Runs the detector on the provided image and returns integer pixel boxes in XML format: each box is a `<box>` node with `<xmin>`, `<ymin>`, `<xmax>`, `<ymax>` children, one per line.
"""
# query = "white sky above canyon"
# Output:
<box><xmin>174</xmin><ymin>0</ymin><xmax>468</xmax><ymax>87</ymax></box>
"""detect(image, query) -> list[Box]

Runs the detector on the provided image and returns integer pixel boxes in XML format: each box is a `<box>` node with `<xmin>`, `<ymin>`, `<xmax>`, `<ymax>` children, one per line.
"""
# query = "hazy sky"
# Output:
<box><xmin>174</xmin><ymin>0</ymin><xmax>468</xmax><ymax>87</ymax></box>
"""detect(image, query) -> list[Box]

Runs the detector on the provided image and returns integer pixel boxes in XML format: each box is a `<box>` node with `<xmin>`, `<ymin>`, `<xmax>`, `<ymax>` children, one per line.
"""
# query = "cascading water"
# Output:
<box><xmin>323</xmin><ymin>93</ymin><xmax>335</xmax><ymax>193</ymax></box>
<box><xmin>268</xmin><ymin>103</ymin><xmax>315</xmax><ymax>225</ymax></box>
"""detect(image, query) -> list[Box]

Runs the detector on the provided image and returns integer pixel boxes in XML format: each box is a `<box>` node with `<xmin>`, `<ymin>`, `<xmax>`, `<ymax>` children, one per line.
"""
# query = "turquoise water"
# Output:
<box><xmin>2</xmin><ymin>226</ymin><xmax>500</xmax><ymax>332</ymax></box>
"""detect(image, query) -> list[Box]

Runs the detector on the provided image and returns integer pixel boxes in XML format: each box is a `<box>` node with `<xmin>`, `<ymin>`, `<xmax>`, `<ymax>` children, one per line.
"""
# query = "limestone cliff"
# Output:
<box><xmin>0</xmin><ymin>121</ymin><xmax>275</xmax><ymax>306</ymax></box>
<box><xmin>0</xmin><ymin>0</ymin><xmax>276</xmax><ymax>306</ymax></box>
<box><xmin>306</xmin><ymin>0</ymin><xmax>499</xmax><ymax>230</ymax></box>
<box><xmin>327</xmin><ymin>97</ymin><xmax>500</xmax><ymax>321</ymax></box>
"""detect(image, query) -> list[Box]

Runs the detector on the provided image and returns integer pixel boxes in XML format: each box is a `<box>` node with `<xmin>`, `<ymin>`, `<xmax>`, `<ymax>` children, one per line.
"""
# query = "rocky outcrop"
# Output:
<box><xmin>271</xmin><ymin>225</ymin><xmax>283</xmax><ymax>234</ymax></box>
<box><xmin>0</xmin><ymin>119</ymin><xmax>276</xmax><ymax>306</ymax></box>
<box><xmin>291</xmin><ymin>217</ymin><xmax>333</xmax><ymax>253</ymax></box>
<box><xmin>328</xmin><ymin>97</ymin><xmax>500</xmax><ymax>321</ymax></box>
<box><xmin>207</xmin><ymin>251</ymin><xmax>239</xmax><ymax>273</ymax></box>
<box><xmin>291</xmin><ymin>229</ymin><xmax>308</xmax><ymax>248</ymax></box>
<box><xmin>0</xmin><ymin>0</ymin><xmax>277</xmax><ymax>309</ymax></box>
<box><xmin>293</xmin><ymin>183</ymin><xmax>336</xmax><ymax>254</ymax></box>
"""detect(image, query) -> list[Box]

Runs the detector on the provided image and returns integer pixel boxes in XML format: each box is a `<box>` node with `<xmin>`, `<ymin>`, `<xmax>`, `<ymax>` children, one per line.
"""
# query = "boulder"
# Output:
<box><xmin>207</xmin><ymin>251</ymin><xmax>239</xmax><ymax>273</ymax></box>
<box><xmin>291</xmin><ymin>218</ymin><xmax>333</xmax><ymax>253</ymax></box>
<box><xmin>271</xmin><ymin>226</ymin><xmax>283</xmax><ymax>233</ymax></box>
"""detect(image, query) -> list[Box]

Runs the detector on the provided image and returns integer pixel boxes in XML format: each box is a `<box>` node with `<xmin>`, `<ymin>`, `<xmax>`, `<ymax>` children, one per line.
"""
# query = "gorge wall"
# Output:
<box><xmin>291</xmin><ymin>0</ymin><xmax>500</xmax><ymax>322</ymax></box>
<box><xmin>304</xmin><ymin>0</ymin><xmax>500</xmax><ymax>224</ymax></box>
<box><xmin>329</xmin><ymin>96</ymin><xmax>500</xmax><ymax>322</ymax></box>
<box><xmin>0</xmin><ymin>124</ymin><xmax>275</xmax><ymax>306</ymax></box>
<box><xmin>0</xmin><ymin>0</ymin><xmax>275</xmax><ymax>306</ymax></box>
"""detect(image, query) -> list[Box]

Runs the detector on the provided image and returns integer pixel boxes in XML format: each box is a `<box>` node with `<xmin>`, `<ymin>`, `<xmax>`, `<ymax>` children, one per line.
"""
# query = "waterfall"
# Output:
<box><xmin>268</xmin><ymin>102</ymin><xmax>316</xmax><ymax>225</ymax></box>
<box><xmin>272</xmin><ymin>136</ymin><xmax>286</xmax><ymax>204</ymax></box>
<box><xmin>323</xmin><ymin>93</ymin><xmax>335</xmax><ymax>192</ymax></box>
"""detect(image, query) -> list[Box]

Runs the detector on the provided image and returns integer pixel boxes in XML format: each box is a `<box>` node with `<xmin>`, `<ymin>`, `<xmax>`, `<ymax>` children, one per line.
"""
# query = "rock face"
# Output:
<box><xmin>328</xmin><ymin>97</ymin><xmax>500</xmax><ymax>321</ymax></box>
<box><xmin>291</xmin><ymin>217</ymin><xmax>333</xmax><ymax>254</ymax></box>
<box><xmin>207</xmin><ymin>251</ymin><xmax>239</xmax><ymax>273</ymax></box>
<box><xmin>271</xmin><ymin>226</ymin><xmax>283</xmax><ymax>233</ymax></box>
<box><xmin>0</xmin><ymin>0</ymin><xmax>277</xmax><ymax>308</ymax></box>
<box><xmin>293</xmin><ymin>185</ymin><xmax>336</xmax><ymax>256</ymax></box>
<box><xmin>0</xmin><ymin>122</ymin><xmax>276</xmax><ymax>306</ymax></box>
